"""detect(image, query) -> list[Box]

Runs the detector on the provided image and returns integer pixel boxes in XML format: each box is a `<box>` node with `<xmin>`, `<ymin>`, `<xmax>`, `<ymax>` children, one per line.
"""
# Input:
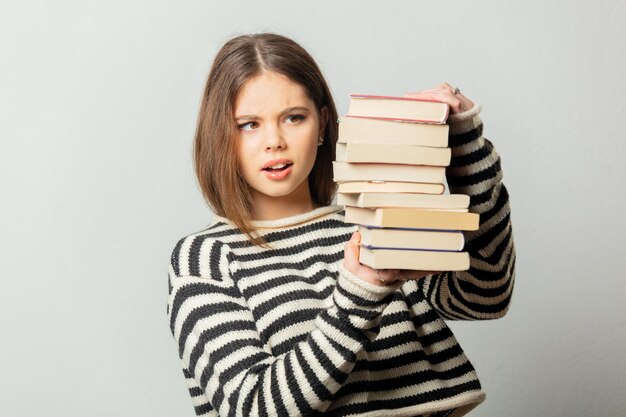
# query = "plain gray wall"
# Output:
<box><xmin>1</xmin><ymin>1</ymin><xmax>625</xmax><ymax>416</ymax></box>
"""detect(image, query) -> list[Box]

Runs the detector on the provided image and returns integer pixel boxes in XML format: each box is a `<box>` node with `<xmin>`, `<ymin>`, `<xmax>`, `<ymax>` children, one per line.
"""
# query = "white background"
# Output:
<box><xmin>1</xmin><ymin>1</ymin><xmax>625</xmax><ymax>416</ymax></box>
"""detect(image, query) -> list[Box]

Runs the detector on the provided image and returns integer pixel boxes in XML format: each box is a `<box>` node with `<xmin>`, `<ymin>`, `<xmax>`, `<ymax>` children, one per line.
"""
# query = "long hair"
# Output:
<box><xmin>193</xmin><ymin>33</ymin><xmax>339</xmax><ymax>247</ymax></box>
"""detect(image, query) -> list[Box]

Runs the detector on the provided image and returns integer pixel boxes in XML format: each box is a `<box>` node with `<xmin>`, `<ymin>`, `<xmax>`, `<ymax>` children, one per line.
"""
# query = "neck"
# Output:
<box><xmin>249</xmin><ymin>183</ymin><xmax>319</xmax><ymax>221</ymax></box>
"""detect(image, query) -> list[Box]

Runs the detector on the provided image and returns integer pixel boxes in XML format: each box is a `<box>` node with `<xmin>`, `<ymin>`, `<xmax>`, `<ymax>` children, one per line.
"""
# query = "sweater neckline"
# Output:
<box><xmin>212</xmin><ymin>204</ymin><xmax>345</xmax><ymax>229</ymax></box>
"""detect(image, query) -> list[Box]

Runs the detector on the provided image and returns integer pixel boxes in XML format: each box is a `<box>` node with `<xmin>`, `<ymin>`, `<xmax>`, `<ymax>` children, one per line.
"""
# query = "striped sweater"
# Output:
<box><xmin>167</xmin><ymin>104</ymin><xmax>516</xmax><ymax>417</ymax></box>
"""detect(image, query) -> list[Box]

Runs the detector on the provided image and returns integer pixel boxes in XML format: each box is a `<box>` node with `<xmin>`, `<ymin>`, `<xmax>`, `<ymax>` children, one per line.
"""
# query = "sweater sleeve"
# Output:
<box><xmin>415</xmin><ymin>104</ymin><xmax>516</xmax><ymax>320</ymax></box>
<box><xmin>167</xmin><ymin>237</ymin><xmax>402</xmax><ymax>416</ymax></box>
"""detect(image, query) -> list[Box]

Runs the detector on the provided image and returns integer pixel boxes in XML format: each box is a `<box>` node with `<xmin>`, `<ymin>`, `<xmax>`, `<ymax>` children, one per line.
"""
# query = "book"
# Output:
<box><xmin>332</xmin><ymin>162</ymin><xmax>445</xmax><ymax>184</ymax></box>
<box><xmin>337</xmin><ymin>181</ymin><xmax>445</xmax><ymax>194</ymax></box>
<box><xmin>338</xmin><ymin>116</ymin><xmax>449</xmax><ymax>147</ymax></box>
<box><xmin>359</xmin><ymin>246</ymin><xmax>470</xmax><ymax>271</ymax></box>
<box><xmin>335</xmin><ymin>142</ymin><xmax>451</xmax><ymax>166</ymax></box>
<box><xmin>338</xmin><ymin>192</ymin><xmax>470</xmax><ymax>209</ymax></box>
<box><xmin>358</xmin><ymin>225</ymin><xmax>465</xmax><ymax>251</ymax></box>
<box><xmin>348</xmin><ymin>94</ymin><xmax>449</xmax><ymax>124</ymax></box>
<box><xmin>345</xmin><ymin>206</ymin><xmax>480</xmax><ymax>231</ymax></box>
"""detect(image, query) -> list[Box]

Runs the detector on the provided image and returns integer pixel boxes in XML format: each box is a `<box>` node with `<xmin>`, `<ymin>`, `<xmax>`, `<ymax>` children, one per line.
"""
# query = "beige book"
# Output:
<box><xmin>345</xmin><ymin>206</ymin><xmax>480</xmax><ymax>231</ymax></box>
<box><xmin>337</xmin><ymin>181</ymin><xmax>445</xmax><ymax>194</ymax></box>
<box><xmin>348</xmin><ymin>94</ymin><xmax>449</xmax><ymax>124</ymax></box>
<box><xmin>335</xmin><ymin>142</ymin><xmax>451</xmax><ymax>166</ymax></box>
<box><xmin>359</xmin><ymin>246</ymin><xmax>470</xmax><ymax>271</ymax></box>
<box><xmin>358</xmin><ymin>225</ymin><xmax>465</xmax><ymax>251</ymax></box>
<box><xmin>338</xmin><ymin>116</ymin><xmax>449</xmax><ymax>147</ymax></box>
<box><xmin>338</xmin><ymin>192</ymin><xmax>469</xmax><ymax>209</ymax></box>
<box><xmin>332</xmin><ymin>162</ymin><xmax>445</xmax><ymax>184</ymax></box>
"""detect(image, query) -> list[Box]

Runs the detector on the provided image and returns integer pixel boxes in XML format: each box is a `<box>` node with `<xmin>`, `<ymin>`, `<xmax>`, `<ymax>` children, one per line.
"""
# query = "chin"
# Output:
<box><xmin>253</xmin><ymin>177</ymin><xmax>308</xmax><ymax>199</ymax></box>
<box><xmin>262</xmin><ymin>186</ymin><xmax>299</xmax><ymax>198</ymax></box>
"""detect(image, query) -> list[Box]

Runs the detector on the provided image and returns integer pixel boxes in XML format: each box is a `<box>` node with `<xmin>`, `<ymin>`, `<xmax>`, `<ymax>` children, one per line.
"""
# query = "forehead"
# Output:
<box><xmin>234</xmin><ymin>71</ymin><xmax>314</xmax><ymax>115</ymax></box>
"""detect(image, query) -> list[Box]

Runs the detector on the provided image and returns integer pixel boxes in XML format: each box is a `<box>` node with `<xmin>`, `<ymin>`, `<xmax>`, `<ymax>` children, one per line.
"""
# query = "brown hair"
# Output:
<box><xmin>193</xmin><ymin>33</ymin><xmax>339</xmax><ymax>247</ymax></box>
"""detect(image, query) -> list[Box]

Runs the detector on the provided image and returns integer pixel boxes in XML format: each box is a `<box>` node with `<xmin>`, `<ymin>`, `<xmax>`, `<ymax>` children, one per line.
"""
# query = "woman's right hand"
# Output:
<box><xmin>343</xmin><ymin>231</ymin><xmax>435</xmax><ymax>286</ymax></box>
<box><xmin>344</xmin><ymin>232</ymin><xmax>396</xmax><ymax>286</ymax></box>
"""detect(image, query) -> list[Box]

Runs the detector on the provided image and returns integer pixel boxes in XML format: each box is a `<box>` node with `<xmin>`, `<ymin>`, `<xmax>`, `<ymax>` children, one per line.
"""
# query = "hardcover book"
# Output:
<box><xmin>338</xmin><ymin>115</ymin><xmax>449</xmax><ymax>147</ymax></box>
<box><xmin>335</xmin><ymin>142</ymin><xmax>451</xmax><ymax>166</ymax></box>
<box><xmin>337</xmin><ymin>181</ymin><xmax>445</xmax><ymax>194</ymax></box>
<box><xmin>338</xmin><ymin>192</ymin><xmax>469</xmax><ymax>210</ymax></box>
<box><xmin>359</xmin><ymin>246</ymin><xmax>470</xmax><ymax>271</ymax></box>
<box><xmin>345</xmin><ymin>206</ymin><xmax>479</xmax><ymax>231</ymax></box>
<box><xmin>348</xmin><ymin>94</ymin><xmax>449</xmax><ymax>124</ymax></box>
<box><xmin>358</xmin><ymin>225</ymin><xmax>465</xmax><ymax>251</ymax></box>
<box><xmin>333</xmin><ymin>162</ymin><xmax>445</xmax><ymax>184</ymax></box>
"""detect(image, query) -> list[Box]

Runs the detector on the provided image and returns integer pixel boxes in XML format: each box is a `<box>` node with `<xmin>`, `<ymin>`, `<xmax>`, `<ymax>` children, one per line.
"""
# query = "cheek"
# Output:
<box><xmin>301</xmin><ymin>141</ymin><xmax>318</xmax><ymax>169</ymax></box>
<box><xmin>300</xmin><ymin>127</ymin><xmax>319</xmax><ymax>149</ymax></box>
<box><xmin>300</xmin><ymin>133</ymin><xmax>319</xmax><ymax>163</ymax></box>
<box><xmin>236</xmin><ymin>141</ymin><xmax>256</xmax><ymax>170</ymax></box>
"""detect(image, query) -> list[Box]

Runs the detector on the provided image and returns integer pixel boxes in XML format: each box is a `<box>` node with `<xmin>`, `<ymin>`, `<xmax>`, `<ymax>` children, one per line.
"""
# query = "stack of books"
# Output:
<box><xmin>333</xmin><ymin>94</ymin><xmax>479</xmax><ymax>271</ymax></box>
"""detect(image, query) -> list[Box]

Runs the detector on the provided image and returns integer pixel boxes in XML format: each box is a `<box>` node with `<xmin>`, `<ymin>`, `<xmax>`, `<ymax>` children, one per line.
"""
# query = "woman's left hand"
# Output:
<box><xmin>404</xmin><ymin>82</ymin><xmax>475</xmax><ymax>115</ymax></box>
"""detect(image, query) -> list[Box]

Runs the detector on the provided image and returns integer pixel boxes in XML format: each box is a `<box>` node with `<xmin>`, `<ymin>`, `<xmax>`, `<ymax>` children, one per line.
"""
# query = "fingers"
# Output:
<box><xmin>405</xmin><ymin>82</ymin><xmax>456</xmax><ymax>97</ymax></box>
<box><xmin>403</xmin><ymin>91</ymin><xmax>435</xmax><ymax>100</ymax></box>
<box><xmin>344</xmin><ymin>233</ymin><xmax>438</xmax><ymax>285</ymax></box>
<box><xmin>404</xmin><ymin>91</ymin><xmax>471</xmax><ymax>114</ymax></box>
<box><xmin>439</xmin><ymin>82</ymin><xmax>457</xmax><ymax>94</ymax></box>
<box><xmin>343</xmin><ymin>231</ymin><xmax>361</xmax><ymax>271</ymax></box>
<box><xmin>404</xmin><ymin>82</ymin><xmax>474</xmax><ymax>115</ymax></box>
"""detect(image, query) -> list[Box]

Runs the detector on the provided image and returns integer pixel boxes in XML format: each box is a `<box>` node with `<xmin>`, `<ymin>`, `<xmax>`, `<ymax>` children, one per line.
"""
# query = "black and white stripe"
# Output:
<box><xmin>167</xmin><ymin>105</ymin><xmax>515</xmax><ymax>416</ymax></box>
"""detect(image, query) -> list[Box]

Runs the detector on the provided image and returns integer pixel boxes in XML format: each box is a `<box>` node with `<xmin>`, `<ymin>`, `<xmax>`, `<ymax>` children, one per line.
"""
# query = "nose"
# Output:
<box><xmin>264</xmin><ymin>127</ymin><xmax>286</xmax><ymax>151</ymax></box>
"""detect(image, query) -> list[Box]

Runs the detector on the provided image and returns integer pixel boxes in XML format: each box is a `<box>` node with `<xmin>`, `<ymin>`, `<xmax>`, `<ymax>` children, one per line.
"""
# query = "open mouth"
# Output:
<box><xmin>262</xmin><ymin>163</ymin><xmax>293</xmax><ymax>172</ymax></box>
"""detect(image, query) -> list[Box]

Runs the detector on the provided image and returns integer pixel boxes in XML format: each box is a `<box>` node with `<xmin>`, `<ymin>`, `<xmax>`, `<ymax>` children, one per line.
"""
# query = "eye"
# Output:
<box><xmin>237</xmin><ymin>121</ymin><xmax>258</xmax><ymax>131</ymax></box>
<box><xmin>285</xmin><ymin>114</ymin><xmax>306</xmax><ymax>125</ymax></box>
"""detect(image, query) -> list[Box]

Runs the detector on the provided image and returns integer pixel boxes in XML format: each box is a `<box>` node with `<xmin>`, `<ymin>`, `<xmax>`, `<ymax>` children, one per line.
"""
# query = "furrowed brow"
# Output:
<box><xmin>235</xmin><ymin>106</ymin><xmax>310</xmax><ymax>121</ymax></box>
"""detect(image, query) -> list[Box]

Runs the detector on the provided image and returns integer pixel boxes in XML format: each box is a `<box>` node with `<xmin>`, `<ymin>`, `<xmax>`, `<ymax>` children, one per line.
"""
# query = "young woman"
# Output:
<box><xmin>167</xmin><ymin>33</ymin><xmax>516</xmax><ymax>417</ymax></box>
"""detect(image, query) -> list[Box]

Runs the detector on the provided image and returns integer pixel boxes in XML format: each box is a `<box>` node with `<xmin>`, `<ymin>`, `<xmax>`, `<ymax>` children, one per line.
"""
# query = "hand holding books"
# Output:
<box><xmin>404</xmin><ymin>82</ymin><xmax>475</xmax><ymax>114</ymax></box>
<box><xmin>343</xmin><ymin>231</ymin><xmax>435</xmax><ymax>287</ymax></box>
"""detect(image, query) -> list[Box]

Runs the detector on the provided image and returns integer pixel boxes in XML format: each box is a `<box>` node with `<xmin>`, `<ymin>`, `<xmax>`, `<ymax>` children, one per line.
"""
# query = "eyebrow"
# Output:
<box><xmin>235</xmin><ymin>106</ymin><xmax>311</xmax><ymax>121</ymax></box>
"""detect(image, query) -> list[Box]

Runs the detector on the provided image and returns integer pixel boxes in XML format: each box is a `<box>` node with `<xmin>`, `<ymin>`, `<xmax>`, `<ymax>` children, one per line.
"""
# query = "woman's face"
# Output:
<box><xmin>234</xmin><ymin>71</ymin><xmax>325</xmax><ymax>211</ymax></box>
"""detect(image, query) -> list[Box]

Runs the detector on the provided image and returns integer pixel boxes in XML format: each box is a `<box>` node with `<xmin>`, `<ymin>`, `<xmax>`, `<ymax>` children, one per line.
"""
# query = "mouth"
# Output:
<box><xmin>261</xmin><ymin>162</ymin><xmax>293</xmax><ymax>180</ymax></box>
<box><xmin>261</xmin><ymin>162</ymin><xmax>294</xmax><ymax>172</ymax></box>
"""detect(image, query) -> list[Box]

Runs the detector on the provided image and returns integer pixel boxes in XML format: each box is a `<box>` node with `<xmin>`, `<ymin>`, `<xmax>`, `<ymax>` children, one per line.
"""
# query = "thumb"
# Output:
<box><xmin>343</xmin><ymin>231</ymin><xmax>361</xmax><ymax>270</ymax></box>
<box><xmin>404</xmin><ymin>92</ymin><xmax>432</xmax><ymax>100</ymax></box>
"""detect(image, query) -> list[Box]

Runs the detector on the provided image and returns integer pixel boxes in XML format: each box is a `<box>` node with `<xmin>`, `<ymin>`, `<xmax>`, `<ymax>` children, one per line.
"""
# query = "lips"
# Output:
<box><xmin>262</xmin><ymin>158</ymin><xmax>294</xmax><ymax>171</ymax></box>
